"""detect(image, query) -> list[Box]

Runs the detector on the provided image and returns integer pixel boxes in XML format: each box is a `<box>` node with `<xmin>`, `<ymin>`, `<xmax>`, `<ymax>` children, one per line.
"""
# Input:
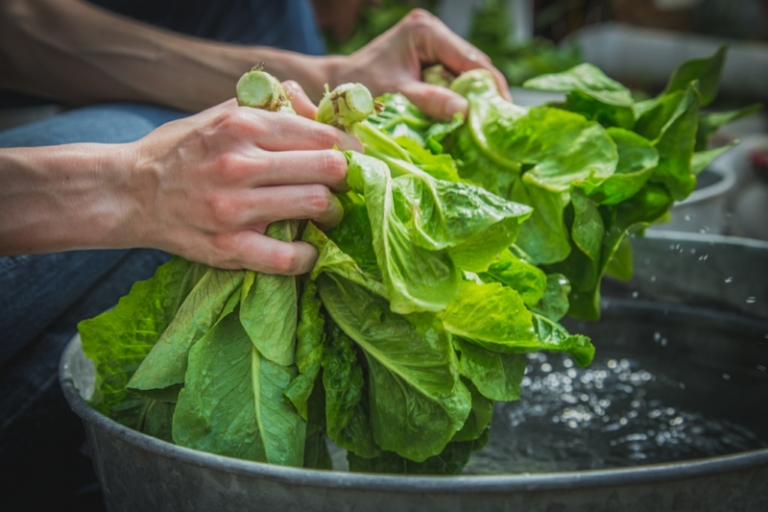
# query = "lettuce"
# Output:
<box><xmin>79</xmin><ymin>54</ymin><xmax>758</xmax><ymax>475</ymax></box>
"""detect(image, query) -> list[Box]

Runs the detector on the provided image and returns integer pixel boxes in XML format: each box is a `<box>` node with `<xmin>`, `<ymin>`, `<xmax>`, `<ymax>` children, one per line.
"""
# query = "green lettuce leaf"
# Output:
<box><xmin>455</xmin><ymin>337</ymin><xmax>526</xmax><ymax>402</ymax></box>
<box><xmin>284</xmin><ymin>280</ymin><xmax>325</xmax><ymax>420</ymax></box>
<box><xmin>695</xmin><ymin>104</ymin><xmax>761</xmax><ymax>151</ymax></box>
<box><xmin>451</xmin><ymin>378</ymin><xmax>495</xmax><ymax>442</ymax></box>
<box><xmin>643</xmin><ymin>85</ymin><xmax>701</xmax><ymax>201</ymax></box>
<box><xmin>345</xmin><ymin>151</ymin><xmax>530</xmax><ymax>313</ymax></box>
<box><xmin>480</xmin><ymin>249</ymin><xmax>547</xmax><ymax>307</ymax></box>
<box><xmin>589</xmin><ymin>128</ymin><xmax>659</xmax><ymax>205</ymax></box>
<box><xmin>172</xmin><ymin>308</ymin><xmax>305</xmax><ymax>466</ymax></box>
<box><xmin>531</xmin><ymin>273</ymin><xmax>571</xmax><ymax>322</ymax></box>
<box><xmin>317</xmin><ymin>272</ymin><xmax>471</xmax><ymax>462</ymax></box>
<box><xmin>240</xmin><ymin>220</ymin><xmax>299</xmax><ymax>366</ymax></box>
<box><xmin>78</xmin><ymin>256</ymin><xmax>203</xmax><ymax>427</ymax></box>
<box><xmin>524</xmin><ymin>63</ymin><xmax>636</xmax><ymax>129</ymax></box>
<box><xmin>367</xmin><ymin>92</ymin><xmax>432</xmax><ymax>145</ymax></box>
<box><xmin>347</xmin><ymin>433</ymin><xmax>487</xmax><ymax>475</ymax></box>
<box><xmin>439</xmin><ymin>281</ymin><xmax>536</xmax><ymax>352</ymax></box>
<box><xmin>322</xmin><ymin>320</ymin><xmax>380</xmax><ymax>458</ymax></box>
<box><xmin>127</xmin><ymin>267</ymin><xmax>244</xmax><ymax>399</ymax></box>
<box><xmin>662</xmin><ymin>44</ymin><xmax>726</xmax><ymax>108</ymax></box>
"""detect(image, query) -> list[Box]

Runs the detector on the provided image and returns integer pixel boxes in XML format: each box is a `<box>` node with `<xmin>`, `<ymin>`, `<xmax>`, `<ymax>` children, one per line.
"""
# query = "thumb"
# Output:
<box><xmin>398</xmin><ymin>81</ymin><xmax>468</xmax><ymax>121</ymax></box>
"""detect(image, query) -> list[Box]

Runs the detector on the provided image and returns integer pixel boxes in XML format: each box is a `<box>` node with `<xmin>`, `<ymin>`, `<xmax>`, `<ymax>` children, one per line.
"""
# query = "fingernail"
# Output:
<box><xmin>444</xmin><ymin>96</ymin><xmax>468</xmax><ymax>119</ymax></box>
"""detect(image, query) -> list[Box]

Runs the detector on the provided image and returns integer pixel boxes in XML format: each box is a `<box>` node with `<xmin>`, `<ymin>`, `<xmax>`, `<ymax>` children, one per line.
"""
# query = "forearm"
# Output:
<box><xmin>0</xmin><ymin>144</ymin><xmax>141</xmax><ymax>255</ymax></box>
<box><xmin>0</xmin><ymin>0</ymin><xmax>338</xmax><ymax>111</ymax></box>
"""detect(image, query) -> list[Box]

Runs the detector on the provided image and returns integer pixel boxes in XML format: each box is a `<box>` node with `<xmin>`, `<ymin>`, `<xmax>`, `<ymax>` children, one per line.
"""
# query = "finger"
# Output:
<box><xmin>399</xmin><ymin>81</ymin><xmax>468</xmax><ymax>121</ymax></box>
<box><xmin>405</xmin><ymin>10</ymin><xmax>512</xmax><ymax>101</ymax></box>
<box><xmin>282</xmin><ymin>80</ymin><xmax>319</xmax><ymax>120</ymax></box>
<box><xmin>235</xmin><ymin>234</ymin><xmax>318</xmax><ymax>275</ymax></box>
<box><xmin>246</xmin><ymin>150</ymin><xmax>350</xmax><ymax>192</ymax></box>
<box><xmin>224</xmin><ymin>109</ymin><xmax>363</xmax><ymax>153</ymax></box>
<box><xmin>228</xmin><ymin>184</ymin><xmax>345</xmax><ymax>230</ymax></box>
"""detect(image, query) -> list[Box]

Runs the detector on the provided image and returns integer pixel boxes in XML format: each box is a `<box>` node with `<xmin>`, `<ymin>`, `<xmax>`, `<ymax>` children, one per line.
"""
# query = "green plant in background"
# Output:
<box><xmin>468</xmin><ymin>0</ymin><xmax>582</xmax><ymax>86</ymax></box>
<box><xmin>324</xmin><ymin>0</ymin><xmax>439</xmax><ymax>55</ymax></box>
<box><xmin>324</xmin><ymin>0</ymin><xmax>581</xmax><ymax>86</ymax></box>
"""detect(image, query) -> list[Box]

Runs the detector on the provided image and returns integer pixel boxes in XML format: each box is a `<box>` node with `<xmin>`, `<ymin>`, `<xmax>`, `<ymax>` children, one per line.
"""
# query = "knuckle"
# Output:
<box><xmin>207</xmin><ymin>234</ymin><xmax>240</xmax><ymax>268</ymax></box>
<box><xmin>304</xmin><ymin>185</ymin><xmax>333</xmax><ymax>214</ymax></box>
<box><xmin>208</xmin><ymin>193</ymin><xmax>240</xmax><ymax>227</ymax></box>
<box><xmin>215</xmin><ymin>152</ymin><xmax>245</xmax><ymax>182</ymax></box>
<box><xmin>403</xmin><ymin>8</ymin><xmax>435</xmax><ymax>30</ymax></box>
<box><xmin>320</xmin><ymin>151</ymin><xmax>348</xmax><ymax>182</ymax></box>
<box><xmin>312</xmin><ymin>126</ymin><xmax>340</xmax><ymax>149</ymax></box>
<box><xmin>268</xmin><ymin>245</ymin><xmax>301</xmax><ymax>274</ymax></box>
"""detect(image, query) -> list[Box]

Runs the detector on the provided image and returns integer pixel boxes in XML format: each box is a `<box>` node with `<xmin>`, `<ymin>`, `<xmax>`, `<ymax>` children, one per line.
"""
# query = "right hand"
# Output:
<box><xmin>122</xmin><ymin>97</ymin><xmax>362</xmax><ymax>274</ymax></box>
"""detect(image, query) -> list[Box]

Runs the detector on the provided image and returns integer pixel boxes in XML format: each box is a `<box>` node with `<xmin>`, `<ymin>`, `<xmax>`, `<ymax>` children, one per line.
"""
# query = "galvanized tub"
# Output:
<box><xmin>60</xmin><ymin>232</ymin><xmax>768</xmax><ymax>512</ymax></box>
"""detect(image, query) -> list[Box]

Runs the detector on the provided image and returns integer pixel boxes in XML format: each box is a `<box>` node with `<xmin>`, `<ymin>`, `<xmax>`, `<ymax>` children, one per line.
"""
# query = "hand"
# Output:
<box><xmin>125</xmin><ymin>96</ymin><xmax>362</xmax><ymax>274</ymax></box>
<box><xmin>329</xmin><ymin>9</ymin><xmax>511</xmax><ymax>120</ymax></box>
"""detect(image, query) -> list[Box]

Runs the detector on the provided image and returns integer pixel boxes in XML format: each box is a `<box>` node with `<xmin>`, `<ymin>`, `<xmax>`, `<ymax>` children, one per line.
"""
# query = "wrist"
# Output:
<box><xmin>0</xmin><ymin>143</ymin><xmax>142</xmax><ymax>255</ymax></box>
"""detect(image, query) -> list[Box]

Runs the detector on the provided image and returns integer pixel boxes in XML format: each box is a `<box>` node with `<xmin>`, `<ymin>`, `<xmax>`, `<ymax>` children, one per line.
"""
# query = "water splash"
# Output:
<box><xmin>465</xmin><ymin>352</ymin><xmax>767</xmax><ymax>474</ymax></box>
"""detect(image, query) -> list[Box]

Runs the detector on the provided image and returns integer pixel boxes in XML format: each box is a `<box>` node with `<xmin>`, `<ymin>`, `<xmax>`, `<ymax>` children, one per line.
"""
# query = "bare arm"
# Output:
<box><xmin>0</xmin><ymin>98</ymin><xmax>363</xmax><ymax>273</ymax></box>
<box><xmin>0</xmin><ymin>2</ymin><xmax>509</xmax><ymax>119</ymax></box>
<box><xmin>0</xmin><ymin>0</ymin><xmax>337</xmax><ymax>110</ymax></box>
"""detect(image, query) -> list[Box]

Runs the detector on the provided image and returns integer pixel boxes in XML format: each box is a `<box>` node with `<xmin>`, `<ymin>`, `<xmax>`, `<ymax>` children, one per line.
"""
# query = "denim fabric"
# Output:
<box><xmin>88</xmin><ymin>0</ymin><xmax>326</xmax><ymax>55</ymax></box>
<box><xmin>0</xmin><ymin>249</ymin><xmax>170</xmax><ymax>511</ymax></box>
<box><xmin>0</xmin><ymin>103</ymin><xmax>186</xmax><ymax>147</ymax></box>
<box><xmin>0</xmin><ymin>104</ymin><xmax>182</xmax><ymax>508</ymax></box>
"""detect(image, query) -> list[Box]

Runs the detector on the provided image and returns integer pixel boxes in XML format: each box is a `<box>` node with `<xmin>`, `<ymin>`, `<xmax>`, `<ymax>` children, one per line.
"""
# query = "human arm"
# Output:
<box><xmin>0</xmin><ymin>97</ymin><xmax>362</xmax><ymax>273</ymax></box>
<box><xmin>0</xmin><ymin>0</ymin><xmax>332</xmax><ymax>111</ymax></box>
<box><xmin>0</xmin><ymin>1</ymin><xmax>508</xmax><ymax>119</ymax></box>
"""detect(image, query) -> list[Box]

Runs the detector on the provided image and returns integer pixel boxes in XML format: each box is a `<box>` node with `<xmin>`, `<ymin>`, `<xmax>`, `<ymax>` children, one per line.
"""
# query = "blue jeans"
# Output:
<box><xmin>0</xmin><ymin>105</ymin><xmax>183</xmax><ymax>510</ymax></box>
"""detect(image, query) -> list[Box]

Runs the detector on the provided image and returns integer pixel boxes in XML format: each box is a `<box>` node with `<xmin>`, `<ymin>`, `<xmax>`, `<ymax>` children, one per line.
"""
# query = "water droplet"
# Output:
<box><xmin>541</xmin><ymin>363</ymin><xmax>552</xmax><ymax>373</ymax></box>
<box><xmin>684</xmin><ymin>215</ymin><xmax>691</xmax><ymax>221</ymax></box>
<box><xmin>757</xmin><ymin>365</ymin><xmax>766</xmax><ymax>372</ymax></box>
<box><xmin>722</xmin><ymin>373</ymin><xmax>731</xmax><ymax>381</ymax></box>
<box><xmin>698</xmin><ymin>254</ymin><xmax>709</xmax><ymax>261</ymax></box>
<box><xmin>653</xmin><ymin>332</ymin><xmax>661</xmax><ymax>342</ymax></box>
<box><xmin>607</xmin><ymin>359</ymin><xmax>617</xmax><ymax>369</ymax></box>
<box><xmin>660</xmin><ymin>337</ymin><xmax>668</xmax><ymax>347</ymax></box>
<box><xmin>724</xmin><ymin>277</ymin><xmax>733</xmax><ymax>283</ymax></box>
<box><xmin>631</xmin><ymin>291</ymin><xmax>639</xmax><ymax>298</ymax></box>
<box><xmin>746</xmin><ymin>297</ymin><xmax>756</xmax><ymax>304</ymax></box>
<box><xmin>563</xmin><ymin>359</ymin><xmax>573</xmax><ymax>368</ymax></box>
<box><xmin>650</xmin><ymin>275</ymin><xmax>657</xmax><ymax>282</ymax></box>
<box><xmin>670</xmin><ymin>416</ymin><xmax>684</xmax><ymax>426</ymax></box>
<box><xmin>690</xmin><ymin>248</ymin><xmax>697</xmax><ymax>254</ymax></box>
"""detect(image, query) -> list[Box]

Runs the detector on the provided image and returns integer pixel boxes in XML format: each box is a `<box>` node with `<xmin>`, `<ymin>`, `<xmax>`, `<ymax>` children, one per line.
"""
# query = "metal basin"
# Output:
<box><xmin>60</xmin><ymin>232</ymin><xmax>768</xmax><ymax>512</ymax></box>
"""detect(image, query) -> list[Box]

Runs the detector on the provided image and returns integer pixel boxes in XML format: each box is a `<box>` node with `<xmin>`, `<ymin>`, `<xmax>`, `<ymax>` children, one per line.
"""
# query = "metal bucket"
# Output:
<box><xmin>60</xmin><ymin>232</ymin><xmax>768</xmax><ymax>512</ymax></box>
<box><xmin>649</xmin><ymin>167</ymin><xmax>737</xmax><ymax>235</ymax></box>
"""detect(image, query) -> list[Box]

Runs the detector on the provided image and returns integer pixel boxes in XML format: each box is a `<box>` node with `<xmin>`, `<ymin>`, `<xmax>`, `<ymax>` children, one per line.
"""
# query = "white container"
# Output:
<box><xmin>569</xmin><ymin>22</ymin><xmax>768</xmax><ymax>98</ymax></box>
<box><xmin>650</xmin><ymin>166</ymin><xmax>737</xmax><ymax>235</ymax></box>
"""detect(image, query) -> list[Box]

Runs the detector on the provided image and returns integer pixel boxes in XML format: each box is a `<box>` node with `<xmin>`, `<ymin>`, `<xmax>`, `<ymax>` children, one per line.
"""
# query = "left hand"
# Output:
<box><xmin>328</xmin><ymin>9</ymin><xmax>511</xmax><ymax>121</ymax></box>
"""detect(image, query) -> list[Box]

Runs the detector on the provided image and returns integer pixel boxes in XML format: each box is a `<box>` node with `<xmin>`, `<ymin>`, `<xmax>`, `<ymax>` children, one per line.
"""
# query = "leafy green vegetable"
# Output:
<box><xmin>80</xmin><ymin>52</ymin><xmax>755</xmax><ymax>475</ymax></box>
<box><xmin>480</xmin><ymin>249</ymin><xmax>547</xmax><ymax>307</ymax></box>
<box><xmin>172</xmin><ymin>308</ymin><xmax>305</xmax><ymax>466</ymax></box>
<box><xmin>322</xmin><ymin>320</ymin><xmax>380</xmax><ymax>458</ymax></box>
<box><xmin>317</xmin><ymin>272</ymin><xmax>471</xmax><ymax>462</ymax></box>
<box><xmin>127</xmin><ymin>266</ymin><xmax>243</xmax><ymax>400</ymax></box>
<box><xmin>240</xmin><ymin>221</ymin><xmax>299</xmax><ymax>366</ymax></box>
<box><xmin>284</xmin><ymin>280</ymin><xmax>325</xmax><ymax>420</ymax></box>
<box><xmin>79</xmin><ymin>257</ymin><xmax>203</xmax><ymax>427</ymax></box>
<box><xmin>455</xmin><ymin>338</ymin><xmax>526</xmax><ymax>402</ymax></box>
